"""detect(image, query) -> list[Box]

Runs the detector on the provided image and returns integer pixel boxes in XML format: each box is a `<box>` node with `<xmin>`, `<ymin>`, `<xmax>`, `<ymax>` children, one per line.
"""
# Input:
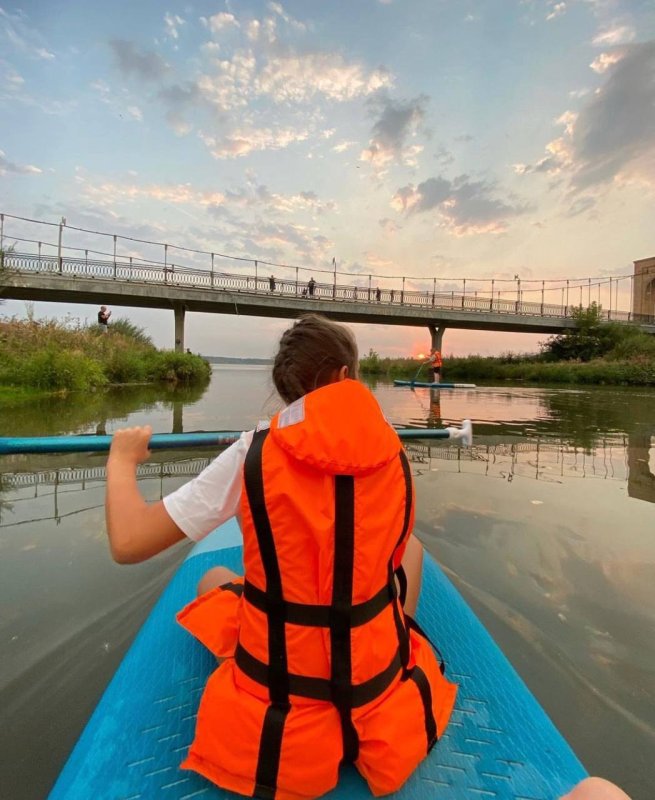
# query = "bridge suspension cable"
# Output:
<box><xmin>0</xmin><ymin>210</ymin><xmax>637</xmax><ymax>285</ymax></box>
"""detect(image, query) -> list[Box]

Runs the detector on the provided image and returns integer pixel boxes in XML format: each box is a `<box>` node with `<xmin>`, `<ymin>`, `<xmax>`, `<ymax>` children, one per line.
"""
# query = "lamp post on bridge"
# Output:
<box><xmin>57</xmin><ymin>216</ymin><xmax>66</xmax><ymax>273</ymax></box>
<box><xmin>332</xmin><ymin>257</ymin><xmax>337</xmax><ymax>300</ymax></box>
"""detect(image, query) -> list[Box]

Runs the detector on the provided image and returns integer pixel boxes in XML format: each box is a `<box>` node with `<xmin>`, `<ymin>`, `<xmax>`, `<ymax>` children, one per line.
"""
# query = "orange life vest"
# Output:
<box><xmin>430</xmin><ymin>350</ymin><xmax>443</xmax><ymax>368</ymax></box>
<box><xmin>178</xmin><ymin>379</ymin><xmax>457</xmax><ymax>800</ymax></box>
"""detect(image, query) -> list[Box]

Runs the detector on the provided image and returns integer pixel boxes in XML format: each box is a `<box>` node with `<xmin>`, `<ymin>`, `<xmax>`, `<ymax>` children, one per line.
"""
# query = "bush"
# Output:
<box><xmin>145</xmin><ymin>351</ymin><xmax>211</xmax><ymax>383</ymax></box>
<box><xmin>96</xmin><ymin>317</ymin><xmax>154</xmax><ymax>347</ymax></box>
<box><xmin>17</xmin><ymin>348</ymin><xmax>107</xmax><ymax>391</ymax></box>
<box><xmin>0</xmin><ymin>317</ymin><xmax>212</xmax><ymax>393</ymax></box>
<box><xmin>104</xmin><ymin>348</ymin><xmax>148</xmax><ymax>383</ymax></box>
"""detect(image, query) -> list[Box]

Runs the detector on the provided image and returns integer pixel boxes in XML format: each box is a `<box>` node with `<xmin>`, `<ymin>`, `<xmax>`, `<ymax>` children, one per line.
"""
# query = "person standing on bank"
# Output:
<box><xmin>98</xmin><ymin>305</ymin><xmax>111</xmax><ymax>332</ymax></box>
<box><xmin>104</xmin><ymin>314</ymin><xmax>457</xmax><ymax>800</ymax></box>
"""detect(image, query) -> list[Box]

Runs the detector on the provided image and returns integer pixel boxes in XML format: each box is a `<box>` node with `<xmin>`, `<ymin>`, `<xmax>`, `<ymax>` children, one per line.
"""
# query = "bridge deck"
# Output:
<box><xmin>2</xmin><ymin>253</ymin><xmax>654</xmax><ymax>334</ymax></box>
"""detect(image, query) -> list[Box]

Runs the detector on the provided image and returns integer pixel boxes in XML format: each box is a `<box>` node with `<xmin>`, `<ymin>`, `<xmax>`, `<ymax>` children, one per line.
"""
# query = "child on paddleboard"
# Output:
<box><xmin>106</xmin><ymin>314</ymin><xmax>457</xmax><ymax>800</ymax></box>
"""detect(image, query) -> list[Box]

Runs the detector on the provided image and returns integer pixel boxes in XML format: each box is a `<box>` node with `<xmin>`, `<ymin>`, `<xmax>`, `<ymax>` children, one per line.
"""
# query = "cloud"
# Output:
<box><xmin>254</xmin><ymin>52</ymin><xmax>392</xmax><ymax>103</ymax></box>
<box><xmin>546</xmin><ymin>2</ymin><xmax>567</xmax><ymax>21</ymax></box>
<box><xmin>126</xmin><ymin>105</ymin><xmax>143</xmax><ymax>121</ymax></box>
<box><xmin>267</xmin><ymin>2</ymin><xmax>307</xmax><ymax>34</ymax></box>
<box><xmin>237</xmin><ymin>219</ymin><xmax>333</xmax><ymax>262</ymax></box>
<box><xmin>364</xmin><ymin>251</ymin><xmax>395</xmax><ymax>269</ymax></box>
<box><xmin>109</xmin><ymin>39</ymin><xmax>169</xmax><ymax>82</ymax></box>
<box><xmin>199</xmin><ymin>126</ymin><xmax>311</xmax><ymax>158</ymax></box>
<box><xmin>0</xmin><ymin>7</ymin><xmax>55</xmax><ymax>60</ymax></box>
<box><xmin>106</xmin><ymin>6</ymin><xmax>391</xmax><ymax>148</ymax></box>
<box><xmin>164</xmin><ymin>12</ymin><xmax>185</xmax><ymax>41</ymax></box>
<box><xmin>76</xmin><ymin>171</ymin><xmax>336</xmax><ymax>222</ymax></box>
<box><xmin>0</xmin><ymin>62</ymin><xmax>24</xmax><ymax>92</ymax></box>
<box><xmin>589</xmin><ymin>50</ymin><xmax>625</xmax><ymax>73</ymax></box>
<box><xmin>0</xmin><ymin>149</ymin><xmax>42</xmax><ymax>176</ymax></box>
<box><xmin>592</xmin><ymin>25</ymin><xmax>635</xmax><ymax>46</ymax></box>
<box><xmin>333</xmin><ymin>140</ymin><xmax>357</xmax><ymax>153</ymax></box>
<box><xmin>77</xmin><ymin>176</ymin><xmax>226</xmax><ymax>208</ymax></box>
<box><xmin>158</xmin><ymin>81</ymin><xmax>204</xmax><ymax>134</ymax></box>
<box><xmin>391</xmin><ymin>174</ymin><xmax>527</xmax><ymax>235</ymax></box>
<box><xmin>360</xmin><ymin>93</ymin><xmax>428</xmax><ymax>171</ymax></box>
<box><xmin>201</xmin><ymin>12</ymin><xmax>240</xmax><ymax>34</ymax></box>
<box><xmin>378</xmin><ymin>217</ymin><xmax>401</xmax><ymax>233</ymax></box>
<box><xmin>515</xmin><ymin>42</ymin><xmax>655</xmax><ymax>191</ymax></box>
<box><xmin>571</xmin><ymin>41</ymin><xmax>655</xmax><ymax>188</ymax></box>
<box><xmin>224</xmin><ymin>184</ymin><xmax>336</xmax><ymax>214</ymax></box>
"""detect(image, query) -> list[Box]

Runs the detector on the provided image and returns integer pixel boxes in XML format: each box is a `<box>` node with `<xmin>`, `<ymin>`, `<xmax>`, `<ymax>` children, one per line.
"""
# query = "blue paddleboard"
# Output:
<box><xmin>48</xmin><ymin>520</ymin><xmax>586</xmax><ymax>799</ymax></box>
<box><xmin>393</xmin><ymin>381</ymin><xmax>476</xmax><ymax>389</ymax></box>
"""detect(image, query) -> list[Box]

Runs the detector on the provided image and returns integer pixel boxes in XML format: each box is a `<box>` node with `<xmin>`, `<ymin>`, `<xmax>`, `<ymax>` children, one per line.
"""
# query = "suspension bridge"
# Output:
<box><xmin>1</xmin><ymin>213</ymin><xmax>654</xmax><ymax>352</ymax></box>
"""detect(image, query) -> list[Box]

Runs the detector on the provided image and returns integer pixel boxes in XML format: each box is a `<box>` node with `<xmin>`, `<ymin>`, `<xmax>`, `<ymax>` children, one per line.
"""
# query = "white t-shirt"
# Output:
<box><xmin>163</xmin><ymin>430</ymin><xmax>254</xmax><ymax>542</ymax></box>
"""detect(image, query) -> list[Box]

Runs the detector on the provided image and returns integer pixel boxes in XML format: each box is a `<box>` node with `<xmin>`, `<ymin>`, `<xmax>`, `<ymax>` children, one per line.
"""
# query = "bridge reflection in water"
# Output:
<box><xmin>1</xmin><ymin>434</ymin><xmax>653</xmax><ymax>529</ymax></box>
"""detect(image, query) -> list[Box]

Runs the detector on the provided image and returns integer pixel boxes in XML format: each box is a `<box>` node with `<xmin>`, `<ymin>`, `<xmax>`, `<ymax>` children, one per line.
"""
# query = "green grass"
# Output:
<box><xmin>359</xmin><ymin>309</ymin><xmax>655</xmax><ymax>386</ymax></box>
<box><xmin>0</xmin><ymin>316</ymin><xmax>211</xmax><ymax>394</ymax></box>
<box><xmin>359</xmin><ymin>353</ymin><xmax>655</xmax><ymax>387</ymax></box>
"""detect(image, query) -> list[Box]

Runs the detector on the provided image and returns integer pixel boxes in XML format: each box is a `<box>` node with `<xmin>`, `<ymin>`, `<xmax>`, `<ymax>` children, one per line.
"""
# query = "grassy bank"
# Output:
<box><xmin>0</xmin><ymin>317</ymin><xmax>211</xmax><ymax>393</ymax></box>
<box><xmin>359</xmin><ymin>352</ymin><xmax>655</xmax><ymax>386</ymax></box>
<box><xmin>360</xmin><ymin>306</ymin><xmax>655</xmax><ymax>386</ymax></box>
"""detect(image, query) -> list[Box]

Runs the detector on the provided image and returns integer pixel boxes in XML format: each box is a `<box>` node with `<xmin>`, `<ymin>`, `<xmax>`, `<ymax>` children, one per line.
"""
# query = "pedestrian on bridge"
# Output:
<box><xmin>308</xmin><ymin>276</ymin><xmax>316</xmax><ymax>297</ymax></box>
<box><xmin>269</xmin><ymin>275</ymin><xmax>276</xmax><ymax>292</ymax></box>
<box><xmin>376</xmin><ymin>286</ymin><xmax>381</xmax><ymax>302</ymax></box>
<box><xmin>98</xmin><ymin>305</ymin><xmax>111</xmax><ymax>332</ymax></box>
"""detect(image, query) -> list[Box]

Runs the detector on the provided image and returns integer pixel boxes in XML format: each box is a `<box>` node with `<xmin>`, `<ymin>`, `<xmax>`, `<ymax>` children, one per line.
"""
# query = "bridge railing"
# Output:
<box><xmin>3</xmin><ymin>252</ymin><xmax>652</xmax><ymax>323</ymax></box>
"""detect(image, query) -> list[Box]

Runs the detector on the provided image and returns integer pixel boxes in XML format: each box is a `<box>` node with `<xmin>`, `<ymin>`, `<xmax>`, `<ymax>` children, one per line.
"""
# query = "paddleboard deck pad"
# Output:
<box><xmin>393</xmin><ymin>381</ymin><xmax>476</xmax><ymax>389</ymax></box>
<box><xmin>48</xmin><ymin>520</ymin><xmax>586</xmax><ymax>799</ymax></box>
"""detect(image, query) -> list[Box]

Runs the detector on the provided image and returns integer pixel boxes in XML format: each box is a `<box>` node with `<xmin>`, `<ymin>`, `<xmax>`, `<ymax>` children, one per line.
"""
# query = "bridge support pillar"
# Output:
<box><xmin>428</xmin><ymin>324</ymin><xmax>446</xmax><ymax>352</ymax></box>
<box><xmin>174</xmin><ymin>304</ymin><xmax>185</xmax><ymax>353</ymax></box>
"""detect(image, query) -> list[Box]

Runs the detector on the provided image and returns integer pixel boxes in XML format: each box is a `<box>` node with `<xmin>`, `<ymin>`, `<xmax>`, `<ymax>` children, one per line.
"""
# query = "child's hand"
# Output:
<box><xmin>108</xmin><ymin>425</ymin><xmax>153</xmax><ymax>467</ymax></box>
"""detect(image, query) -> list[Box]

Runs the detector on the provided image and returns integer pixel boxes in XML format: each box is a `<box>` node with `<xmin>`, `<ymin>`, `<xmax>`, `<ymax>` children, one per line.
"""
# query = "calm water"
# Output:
<box><xmin>1</xmin><ymin>367</ymin><xmax>654</xmax><ymax>799</ymax></box>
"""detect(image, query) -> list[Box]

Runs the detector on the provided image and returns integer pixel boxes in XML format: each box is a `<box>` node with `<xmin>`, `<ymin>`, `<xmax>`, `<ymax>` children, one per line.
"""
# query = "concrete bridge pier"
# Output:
<box><xmin>174</xmin><ymin>303</ymin><xmax>185</xmax><ymax>353</ymax></box>
<box><xmin>428</xmin><ymin>324</ymin><xmax>446</xmax><ymax>352</ymax></box>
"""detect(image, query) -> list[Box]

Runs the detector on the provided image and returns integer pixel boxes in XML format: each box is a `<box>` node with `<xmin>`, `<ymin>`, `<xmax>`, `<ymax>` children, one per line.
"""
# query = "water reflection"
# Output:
<box><xmin>405</xmin><ymin>435</ymin><xmax>655</xmax><ymax>503</ymax></box>
<box><xmin>627</xmin><ymin>432</ymin><xmax>655</xmax><ymax>503</ymax></box>
<box><xmin>0</xmin><ymin>381</ymin><xmax>210</xmax><ymax>438</ymax></box>
<box><xmin>1</xmin><ymin>374</ymin><xmax>654</xmax><ymax>799</ymax></box>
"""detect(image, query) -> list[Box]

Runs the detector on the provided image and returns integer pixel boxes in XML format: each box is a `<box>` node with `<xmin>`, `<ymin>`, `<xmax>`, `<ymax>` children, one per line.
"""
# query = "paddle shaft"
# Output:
<box><xmin>0</xmin><ymin>425</ymin><xmax>470</xmax><ymax>455</ymax></box>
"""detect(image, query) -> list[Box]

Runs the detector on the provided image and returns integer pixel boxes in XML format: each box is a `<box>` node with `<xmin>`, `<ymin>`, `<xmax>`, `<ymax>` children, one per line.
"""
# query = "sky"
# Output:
<box><xmin>1</xmin><ymin>0</ymin><xmax>654</xmax><ymax>358</ymax></box>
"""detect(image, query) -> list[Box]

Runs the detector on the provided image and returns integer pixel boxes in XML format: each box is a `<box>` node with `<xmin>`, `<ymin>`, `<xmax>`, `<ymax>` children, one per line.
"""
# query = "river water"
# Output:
<box><xmin>0</xmin><ymin>366</ymin><xmax>653</xmax><ymax>799</ymax></box>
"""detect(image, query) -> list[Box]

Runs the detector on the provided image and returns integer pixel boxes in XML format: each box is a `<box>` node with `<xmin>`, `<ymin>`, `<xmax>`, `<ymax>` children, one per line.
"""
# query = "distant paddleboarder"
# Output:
<box><xmin>428</xmin><ymin>347</ymin><xmax>443</xmax><ymax>383</ymax></box>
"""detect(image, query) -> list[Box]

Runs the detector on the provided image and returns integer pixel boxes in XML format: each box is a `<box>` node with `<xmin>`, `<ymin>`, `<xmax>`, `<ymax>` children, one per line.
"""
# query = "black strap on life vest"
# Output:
<box><xmin>330</xmin><ymin>474</ymin><xmax>359</xmax><ymax>763</ymax></box>
<box><xmin>393</xmin><ymin>449</ymin><xmax>439</xmax><ymax>751</ymax></box>
<box><xmin>388</xmin><ymin>450</ymin><xmax>413</xmax><ymax>674</ymax></box>
<box><xmin>220</xmin><ymin>581</ymin><xmax>244</xmax><ymax>598</ymax></box>
<box><xmin>235</xmin><ymin>642</ymin><xmax>402</xmax><ymax>706</ymax></box>
<box><xmin>243</xmin><ymin>578</ymin><xmax>390</xmax><ymax>627</ymax></box>
<box><xmin>408</xmin><ymin>665</ymin><xmax>438</xmax><ymax>753</ymax></box>
<box><xmin>244</xmin><ymin>429</ymin><xmax>290</xmax><ymax>799</ymax></box>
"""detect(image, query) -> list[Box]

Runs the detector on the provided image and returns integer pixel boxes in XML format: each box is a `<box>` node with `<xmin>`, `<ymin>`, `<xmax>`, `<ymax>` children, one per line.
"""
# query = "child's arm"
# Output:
<box><xmin>106</xmin><ymin>425</ymin><xmax>185</xmax><ymax>564</ymax></box>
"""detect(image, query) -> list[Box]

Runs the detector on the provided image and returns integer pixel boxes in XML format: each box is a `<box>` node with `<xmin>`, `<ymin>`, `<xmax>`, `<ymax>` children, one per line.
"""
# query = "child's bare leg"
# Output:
<box><xmin>401</xmin><ymin>534</ymin><xmax>424</xmax><ymax>617</ymax></box>
<box><xmin>197</xmin><ymin>566</ymin><xmax>240</xmax><ymax>596</ymax></box>
<box><xmin>560</xmin><ymin>778</ymin><xmax>632</xmax><ymax>800</ymax></box>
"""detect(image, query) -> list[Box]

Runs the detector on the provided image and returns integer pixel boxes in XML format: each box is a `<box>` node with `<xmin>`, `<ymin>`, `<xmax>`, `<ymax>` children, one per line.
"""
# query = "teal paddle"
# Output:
<box><xmin>0</xmin><ymin>422</ymin><xmax>473</xmax><ymax>455</ymax></box>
